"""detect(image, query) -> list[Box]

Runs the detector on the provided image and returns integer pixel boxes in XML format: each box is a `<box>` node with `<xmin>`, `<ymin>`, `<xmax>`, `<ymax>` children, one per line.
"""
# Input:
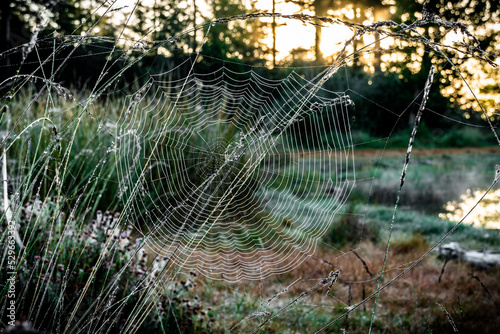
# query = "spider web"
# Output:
<box><xmin>115</xmin><ymin>57</ymin><xmax>355</xmax><ymax>281</ymax></box>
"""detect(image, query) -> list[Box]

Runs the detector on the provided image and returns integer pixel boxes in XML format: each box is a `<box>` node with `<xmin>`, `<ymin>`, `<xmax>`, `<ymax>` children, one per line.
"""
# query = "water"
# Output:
<box><xmin>439</xmin><ymin>188</ymin><xmax>500</xmax><ymax>229</ymax></box>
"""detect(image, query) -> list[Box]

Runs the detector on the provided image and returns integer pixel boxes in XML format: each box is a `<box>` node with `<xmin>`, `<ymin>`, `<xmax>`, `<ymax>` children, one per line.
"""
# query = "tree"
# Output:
<box><xmin>272</xmin><ymin>0</ymin><xmax>279</xmax><ymax>67</ymax></box>
<box><xmin>0</xmin><ymin>0</ymin><xmax>112</xmax><ymax>83</ymax></box>
<box><xmin>200</xmin><ymin>0</ymin><xmax>266</xmax><ymax>67</ymax></box>
<box><xmin>391</xmin><ymin>0</ymin><xmax>500</xmax><ymax>120</ymax></box>
<box><xmin>423</xmin><ymin>0</ymin><xmax>499</xmax><ymax>118</ymax></box>
<box><xmin>134</xmin><ymin>0</ymin><xmax>192</xmax><ymax>50</ymax></box>
<box><xmin>285</xmin><ymin>0</ymin><xmax>331</xmax><ymax>63</ymax></box>
<box><xmin>0</xmin><ymin>0</ymin><xmax>46</xmax><ymax>78</ymax></box>
<box><xmin>282</xmin><ymin>1</ymin><xmax>391</xmax><ymax>64</ymax></box>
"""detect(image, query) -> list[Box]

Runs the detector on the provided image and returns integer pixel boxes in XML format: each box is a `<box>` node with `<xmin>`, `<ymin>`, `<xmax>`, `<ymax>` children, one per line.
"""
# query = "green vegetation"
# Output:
<box><xmin>334</xmin><ymin>125</ymin><xmax>499</xmax><ymax>150</ymax></box>
<box><xmin>1</xmin><ymin>69</ymin><xmax>499</xmax><ymax>334</ymax></box>
<box><xmin>2</xmin><ymin>81</ymin><xmax>499</xmax><ymax>334</ymax></box>
<box><xmin>1</xmin><ymin>203</ymin><xmax>212</xmax><ymax>332</ymax></box>
<box><xmin>354</xmin><ymin>204</ymin><xmax>500</xmax><ymax>250</ymax></box>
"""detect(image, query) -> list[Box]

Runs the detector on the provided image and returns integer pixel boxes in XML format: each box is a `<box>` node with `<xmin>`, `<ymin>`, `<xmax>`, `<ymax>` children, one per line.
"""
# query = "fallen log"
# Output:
<box><xmin>438</xmin><ymin>242</ymin><xmax>500</xmax><ymax>269</ymax></box>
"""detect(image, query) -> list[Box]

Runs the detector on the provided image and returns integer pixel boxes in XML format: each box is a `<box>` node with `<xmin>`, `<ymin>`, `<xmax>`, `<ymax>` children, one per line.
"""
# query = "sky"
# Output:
<box><xmin>254</xmin><ymin>0</ymin><xmax>356</xmax><ymax>61</ymax></box>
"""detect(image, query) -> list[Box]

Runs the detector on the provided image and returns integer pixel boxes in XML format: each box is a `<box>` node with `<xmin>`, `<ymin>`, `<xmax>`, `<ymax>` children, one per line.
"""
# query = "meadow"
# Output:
<box><xmin>1</xmin><ymin>85</ymin><xmax>499</xmax><ymax>333</ymax></box>
<box><xmin>187</xmin><ymin>147</ymin><xmax>500</xmax><ymax>333</ymax></box>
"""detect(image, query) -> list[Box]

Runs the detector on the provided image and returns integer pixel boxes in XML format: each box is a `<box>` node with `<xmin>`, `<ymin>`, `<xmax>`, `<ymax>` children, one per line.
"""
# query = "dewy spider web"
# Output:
<box><xmin>115</xmin><ymin>57</ymin><xmax>355</xmax><ymax>281</ymax></box>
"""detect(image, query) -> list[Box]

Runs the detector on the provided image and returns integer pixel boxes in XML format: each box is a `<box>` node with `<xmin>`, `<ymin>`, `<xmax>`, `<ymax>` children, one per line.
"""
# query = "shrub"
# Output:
<box><xmin>391</xmin><ymin>232</ymin><xmax>429</xmax><ymax>254</ymax></box>
<box><xmin>325</xmin><ymin>204</ymin><xmax>380</xmax><ymax>248</ymax></box>
<box><xmin>0</xmin><ymin>200</ymin><xmax>212</xmax><ymax>333</ymax></box>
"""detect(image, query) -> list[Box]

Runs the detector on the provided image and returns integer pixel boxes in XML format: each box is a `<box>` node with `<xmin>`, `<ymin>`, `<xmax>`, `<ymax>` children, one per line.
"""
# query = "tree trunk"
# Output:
<box><xmin>313</xmin><ymin>0</ymin><xmax>324</xmax><ymax>63</ymax></box>
<box><xmin>373</xmin><ymin>6</ymin><xmax>382</xmax><ymax>72</ymax></box>
<box><xmin>314</xmin><ymin>25</ymin><xmax>322</xmax><ymax>63</ymax></box>
<box><xmin>272</xmin><ymin>0</ymin><xmax>276</xmax><ymax>67</ymax></box>
<box><xmin>193</xmin><ymin>0</ymin><xmax>197</xmax><ymax>51</ymax></box>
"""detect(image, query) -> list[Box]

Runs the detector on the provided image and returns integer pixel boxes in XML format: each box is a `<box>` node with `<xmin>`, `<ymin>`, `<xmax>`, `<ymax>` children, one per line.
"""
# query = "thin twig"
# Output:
<box><xmin>469</xmin><ymin>273</ymin><xmax>492</xmax><ymax>299</ymax></box>
<box><xmin>351</xmin><ymin>249</ymin><xmax>373</xmax><ymax>277</ymax></box>
<box><xmin>438</xmin><ymin>258</ymin><xmax>449</xmax><ymax>284</ymax></box>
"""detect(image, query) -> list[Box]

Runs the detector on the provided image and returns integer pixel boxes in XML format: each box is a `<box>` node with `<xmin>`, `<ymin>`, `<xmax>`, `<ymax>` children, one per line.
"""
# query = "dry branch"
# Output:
<box><xmin>438</xmin><ymin>242</ymin><xmax>500</xmax><ymax>269</ymax></box>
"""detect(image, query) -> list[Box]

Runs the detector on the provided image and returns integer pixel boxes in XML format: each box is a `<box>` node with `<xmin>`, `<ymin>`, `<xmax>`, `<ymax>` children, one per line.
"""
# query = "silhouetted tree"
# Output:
<box><xmin>285</xmin><ymin>0</ymin><xmax>331</xmax><ymax>62</ymax></box>
<box><xmin>0</xmin><ymin>0</ymin><xmax>112</xmax><ymax>83</ymax></box>
<box><xmin>201</xmin><ymin>0</ymin><xmax>266</xmax><ymax>67</ymax></box>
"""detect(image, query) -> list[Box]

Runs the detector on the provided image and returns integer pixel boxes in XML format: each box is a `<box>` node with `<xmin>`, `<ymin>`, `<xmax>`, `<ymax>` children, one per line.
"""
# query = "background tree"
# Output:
<box><xmin>389</xmin><ymin>0</ymin><xmax>500</xmax><ymax>122</ymax></box>
<box><xmin>200</xmin><ymin>0</ymin><xmax>266</xmax><ymax>68</ymax></box>
<box><xmin>0</xmin><ymin>0</ymin><xmax>51</xmax><ymax>79</ymax></box>
<box><xmin>129</xmin><ymin>0</ymin><xmax>193</xmax><ymax>74</ymax></box>
<box><xmin>338</xmin><ymin>0</ymin><xmax>389</xmax><ymax>70</ymax></box>
<box><xmin>0</xmin><ymin>0</ymin><xmax>113</xmax><ymax>84</ymax></box>
<box><xmin>284</xmin><ymin>0</ymin><xmax>332</xmax><ymax>63</ymax></box>
<box><xmin>134</xmin><ymin>0</ymin><xmax>192</xmax><ymax>49</ymax></box>
<box><xmin>424</xmin><ymin>0</ymin><xmax>499</xmax><ymax>119</ymax></box>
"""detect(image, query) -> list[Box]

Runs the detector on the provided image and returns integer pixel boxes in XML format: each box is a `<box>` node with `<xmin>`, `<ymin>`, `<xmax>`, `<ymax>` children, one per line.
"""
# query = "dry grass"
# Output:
<box><xmin>189</xmin><ymin>240</ymin><xmax>500</xmax><ymax>333</ymax></box>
